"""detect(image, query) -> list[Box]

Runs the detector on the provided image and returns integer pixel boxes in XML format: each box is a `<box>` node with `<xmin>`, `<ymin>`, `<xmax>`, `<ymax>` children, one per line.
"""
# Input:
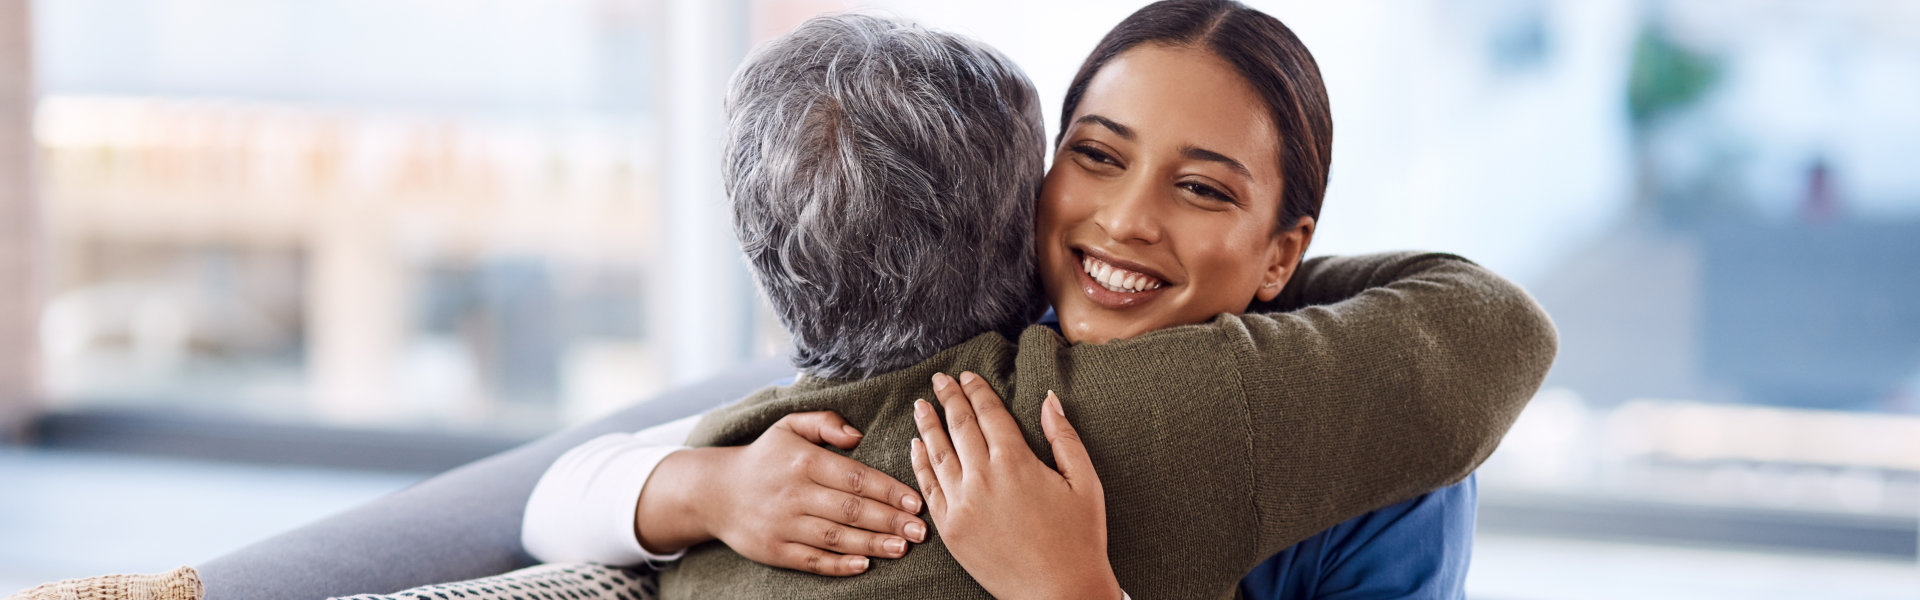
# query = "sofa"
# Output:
<box><xmin>194</xmin><ymin>357</ymin><xmax>794</xmax><ymax>600</ymax></box>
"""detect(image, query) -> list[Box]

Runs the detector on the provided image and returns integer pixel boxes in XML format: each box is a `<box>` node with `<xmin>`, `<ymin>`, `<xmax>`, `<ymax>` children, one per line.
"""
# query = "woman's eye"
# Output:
<box><xmin>1179</xmin><ymin>181</ymin><xmax>1237</xmax><ymax>204</ymax></box>
<box><xmin>1071</xmin><ymin>144</ymin><xmax>1119</xmax><ymax>166</ymax></box>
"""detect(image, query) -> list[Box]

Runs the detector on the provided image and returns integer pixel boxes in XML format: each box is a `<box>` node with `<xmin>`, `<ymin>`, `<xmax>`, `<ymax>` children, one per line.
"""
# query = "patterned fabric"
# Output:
<box><xmin>6</xmin><ymin>567</ymin><xmax>202</xmax><ymax>600</ymax></box>
<box><xmin>330</xmin><ymin>564</ymin><xmax>656</xmax><ymax>600</ymax></box>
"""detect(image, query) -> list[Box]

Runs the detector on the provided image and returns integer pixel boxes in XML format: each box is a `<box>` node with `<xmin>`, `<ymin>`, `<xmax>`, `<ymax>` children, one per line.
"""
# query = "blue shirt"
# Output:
<box><xmin>1036</xmin><ymin>309</ymin><xmax>1473</xmax><ymax>599</ymax></box>
<box><xmin>1240</xmin><ymin>476</ymin><xmax>1475</xmax><ymax>600</ymax></box>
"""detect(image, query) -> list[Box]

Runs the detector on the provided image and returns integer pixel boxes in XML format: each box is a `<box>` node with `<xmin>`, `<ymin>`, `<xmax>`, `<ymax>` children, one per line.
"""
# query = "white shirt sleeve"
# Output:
<box><xmin>521</xmin><ymin>414</ymin><xmax>703</xmax><ymax>565</ymax></box>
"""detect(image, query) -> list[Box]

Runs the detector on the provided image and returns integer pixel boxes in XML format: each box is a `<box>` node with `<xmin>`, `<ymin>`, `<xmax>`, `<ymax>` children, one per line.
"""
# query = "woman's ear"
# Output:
<box><xmin>1256</xmin><ymin>216</ymin><xmax>1315</xmax><ymax>303</ymax></box>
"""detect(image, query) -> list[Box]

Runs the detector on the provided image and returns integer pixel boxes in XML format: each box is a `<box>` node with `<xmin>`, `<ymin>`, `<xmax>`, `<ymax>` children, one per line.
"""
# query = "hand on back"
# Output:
<box><xmin>909</xmin><ymin>372</ymin><xmax>1124</xmax><ymax>600</ymax></box>
<box><xmin>636</xmin><ymin>411</ymin><xmax>927</xmax><ymax>576</ymax></box>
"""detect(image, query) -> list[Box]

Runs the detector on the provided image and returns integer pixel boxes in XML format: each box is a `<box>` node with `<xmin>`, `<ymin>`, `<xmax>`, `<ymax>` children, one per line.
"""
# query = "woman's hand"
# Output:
<box><xmin>636</xmin><ymin>411</ymin><xmax>928</xmax><ymax>576</ymax></box>
<box><xmin>909</xmin><ymin>372</ymin><xmax>1123</xmax><ymax>600</ymax></box>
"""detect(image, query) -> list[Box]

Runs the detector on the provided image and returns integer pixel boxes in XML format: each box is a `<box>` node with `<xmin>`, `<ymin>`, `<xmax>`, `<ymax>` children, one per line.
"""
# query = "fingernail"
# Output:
<box><xmin>959</xmin><ymin>371</ymin><xmax>978</xmax><ymax>385</ymax></box>
<box><xmin>1048</xmin><ymin>390</ymin><xmax>1065</xmax><ymax>416</ymax></box>
<box><xmin>914</xmin><ymin>400</ymin><xmax>930</xmax><ymax>418</ymax></box>
<box><xmin>884</xmin><ymin>537</ymin><xmax>906</xmax><ymax>555</ymax></box>
<box><xmin>902</xmin><ymin>494</ymin><xmax>921</xmax><ymax>513</ymax></box>
<box><xmin>842</xmin><ymin>424</ymin><xmax>863</xmax><ymax>438</ymax></box>
<box><xmin>931</xmin><ymin>374</ymin><xmax>949</xmax><ymax>391</ymax></box>
<box><xmin>905</xmin><ymin>521</ymin><xmax>926</xmax><ymax>543</ymax></box>
<box><xmin>849</xmin><ymin>556</ymin><xmax>869</xmax><ymax>572</ymax></box>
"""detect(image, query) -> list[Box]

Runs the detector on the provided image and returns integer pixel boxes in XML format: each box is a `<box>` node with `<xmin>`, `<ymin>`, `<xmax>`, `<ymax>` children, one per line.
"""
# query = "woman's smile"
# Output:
<box><xmin>1073</xmin><ymin>247</ymin><xmax>1172</xmax><ymax>308</ymax></box>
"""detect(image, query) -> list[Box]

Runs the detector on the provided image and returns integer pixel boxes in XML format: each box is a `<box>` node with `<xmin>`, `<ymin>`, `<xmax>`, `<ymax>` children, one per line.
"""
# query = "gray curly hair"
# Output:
<box><xmin>724</xmin><ymin>14</ymin><xmax>1049</xmax><ymax>380</ymax></box>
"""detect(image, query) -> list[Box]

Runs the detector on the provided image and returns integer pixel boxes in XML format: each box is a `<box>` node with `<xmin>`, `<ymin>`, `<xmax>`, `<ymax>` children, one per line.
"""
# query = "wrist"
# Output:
<box><xmin>1066</xmin><ymin>563</ymin><xmax>1123</xmax><ymax>600</ymax></box>
<box><xmin>1010</xmin><ymin>562</ymin><xmax>1119</xmax><ymax>600</ymax></box>
<box><xmin>634</xmin><ymin>447</ymin><xmax>722</xmax><ymax>553</ymax></box>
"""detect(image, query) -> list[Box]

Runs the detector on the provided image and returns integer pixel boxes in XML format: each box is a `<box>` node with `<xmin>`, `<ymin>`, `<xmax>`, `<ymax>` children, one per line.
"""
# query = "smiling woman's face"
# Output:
<box><xmin>1038</xmin><ymin>43</ymin><xmax>1312</xmax><ymax>344</ymax></box>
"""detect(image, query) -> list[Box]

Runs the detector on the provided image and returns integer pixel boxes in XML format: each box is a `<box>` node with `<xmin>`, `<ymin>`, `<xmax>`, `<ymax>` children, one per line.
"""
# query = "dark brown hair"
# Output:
<box><xmin>1057</xmin><ymin>0</ymin><xmax>1332</xmax><ymax>229</ymax></box>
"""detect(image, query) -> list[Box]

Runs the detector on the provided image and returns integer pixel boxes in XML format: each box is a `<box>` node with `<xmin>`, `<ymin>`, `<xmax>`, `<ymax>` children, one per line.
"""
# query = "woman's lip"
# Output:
<box><xmin>1076</xmin><ymin>246</ymin><xmax>1173</xmax><ymax>285</ymax></box>
<box><xmin>1072</xmin><ymin>250</ymin><xmax>1170</xmax><ymax>309</ymax></box>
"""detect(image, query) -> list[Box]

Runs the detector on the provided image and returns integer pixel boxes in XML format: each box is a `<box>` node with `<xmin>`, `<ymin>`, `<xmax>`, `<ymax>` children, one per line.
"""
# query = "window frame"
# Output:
<box><xmin>1</xmin><ymin>0</ymin><xmax>41</xmax><ymax>441</ymax></box>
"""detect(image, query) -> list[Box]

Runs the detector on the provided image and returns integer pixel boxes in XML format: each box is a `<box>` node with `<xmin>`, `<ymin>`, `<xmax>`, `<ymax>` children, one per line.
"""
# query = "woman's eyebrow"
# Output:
<box><xmin>1181</xmin><ymin>146</ymin><xmax>1251</xmax><ymax>179</ymax></box>
<box><xmin>1075</xmin><ymin>114</ymin><xmax>1249</xmax><ymax>178</ymax></box>
<box><xmin>1074</xmin><ymin>114</ymin><xmax>1135</xmax><ymax>140</ymax></box>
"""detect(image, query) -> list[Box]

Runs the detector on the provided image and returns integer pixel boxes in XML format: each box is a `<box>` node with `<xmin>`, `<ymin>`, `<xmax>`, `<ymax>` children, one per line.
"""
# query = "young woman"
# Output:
<box><xmin>908</xmin><ymin>2</ymin><xmax>1500</xmax><ymax>597</ymax></box>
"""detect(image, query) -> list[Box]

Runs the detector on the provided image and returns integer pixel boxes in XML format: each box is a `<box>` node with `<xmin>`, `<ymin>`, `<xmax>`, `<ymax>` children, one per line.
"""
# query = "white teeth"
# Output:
<box><xmin>1080</xmin><ymin>254</ymin><xmax>1165</xmax><ymax>294</ymax></box>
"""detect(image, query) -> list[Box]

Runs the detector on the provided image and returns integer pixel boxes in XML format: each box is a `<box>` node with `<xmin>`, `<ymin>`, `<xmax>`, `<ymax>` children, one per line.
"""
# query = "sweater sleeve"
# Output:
<box><xmin>521</xmin><ymin>414</ymin><xmax>703</xmax><ymax>565</ymax></box>
<box><xmin>1222</xmin><ymin>251</ymin><xmax>1557</xmax><ymax>553</ymax></box>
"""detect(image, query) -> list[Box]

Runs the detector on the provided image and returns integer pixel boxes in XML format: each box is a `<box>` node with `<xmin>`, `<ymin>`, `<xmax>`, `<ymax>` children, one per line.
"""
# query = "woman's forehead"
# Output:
<box><xmin>1073</xmin><ymin>44</ymin><xmax>1281</xmax><ymax>177</ymax></box>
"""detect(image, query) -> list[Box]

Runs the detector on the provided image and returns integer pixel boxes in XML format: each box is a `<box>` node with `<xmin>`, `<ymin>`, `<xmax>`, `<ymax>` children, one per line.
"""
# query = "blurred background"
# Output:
<box><xmin>0</xmin><ymin>0</ymin><xmax>1915</xmax><ymax>598</ymax></box>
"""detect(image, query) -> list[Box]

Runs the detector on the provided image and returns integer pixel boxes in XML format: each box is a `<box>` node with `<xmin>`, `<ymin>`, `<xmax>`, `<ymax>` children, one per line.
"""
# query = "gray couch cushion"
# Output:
<box><xmin>196</xmin><ymin>357</ymin><xmax>793</xmax><ymax>600</ymax></box>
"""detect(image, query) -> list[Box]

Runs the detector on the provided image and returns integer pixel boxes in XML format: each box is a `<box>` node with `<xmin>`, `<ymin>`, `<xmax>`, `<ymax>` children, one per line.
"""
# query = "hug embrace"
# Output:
<box><xmin>509</xmin><ymin>1</ymin><xmax>1557</xmax><ymax>599</ymax></box>
<box><xmin>18</xmin><ymin>1</ymin><xmax>1552</xmax><ymax>599</ymax></box>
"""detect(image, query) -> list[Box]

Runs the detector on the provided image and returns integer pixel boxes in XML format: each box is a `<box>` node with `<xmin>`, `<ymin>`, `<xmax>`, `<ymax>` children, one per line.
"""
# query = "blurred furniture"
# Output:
<box><xmin>193</xmin><ymin>357</ymin><xmax>791</xmax><ymax>600</ymax></box>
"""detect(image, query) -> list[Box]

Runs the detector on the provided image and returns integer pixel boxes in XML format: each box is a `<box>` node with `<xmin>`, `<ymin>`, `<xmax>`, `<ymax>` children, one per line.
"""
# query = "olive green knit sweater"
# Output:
<box><xmin>659</xmin><ymin>252</ymin><xmax>1558</xmax><ymax>599</ymax></box>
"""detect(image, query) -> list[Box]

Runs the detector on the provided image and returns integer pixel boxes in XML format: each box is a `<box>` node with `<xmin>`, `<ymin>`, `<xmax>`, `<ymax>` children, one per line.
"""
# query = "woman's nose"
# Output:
<box><xmin>1093</xmin><ymin>176</ymin><xmax>1163</xmax><ymax>245</ymax></box>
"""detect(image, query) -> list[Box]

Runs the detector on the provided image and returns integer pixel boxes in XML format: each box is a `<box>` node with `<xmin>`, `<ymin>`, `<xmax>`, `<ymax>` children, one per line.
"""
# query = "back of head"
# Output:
<box><xmin>724</xmin><ymin>14</ymin><xmax>1048</xmax><ymax>380</ymax></box>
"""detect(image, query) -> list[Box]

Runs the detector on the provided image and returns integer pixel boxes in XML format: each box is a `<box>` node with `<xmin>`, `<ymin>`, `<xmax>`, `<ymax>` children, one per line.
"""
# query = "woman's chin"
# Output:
<box><xmin>1056</xmin><ymin>310</ymin><xmax>1147</xmax><ymax>345</ymax></box>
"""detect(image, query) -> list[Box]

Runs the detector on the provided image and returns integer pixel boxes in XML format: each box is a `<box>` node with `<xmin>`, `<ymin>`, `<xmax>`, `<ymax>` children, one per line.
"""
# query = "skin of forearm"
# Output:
<box><xmin>633</xmin><ymin>447</ymin><xmax>725</xmax><ymax>554</ymax></box>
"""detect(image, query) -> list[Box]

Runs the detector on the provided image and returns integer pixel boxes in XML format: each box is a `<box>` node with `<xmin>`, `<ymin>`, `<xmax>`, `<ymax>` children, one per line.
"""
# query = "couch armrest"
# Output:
<box><xmin>195</xmin><ymin>357</ymin><xmax>793</xmax><ymax>600</ymax></box>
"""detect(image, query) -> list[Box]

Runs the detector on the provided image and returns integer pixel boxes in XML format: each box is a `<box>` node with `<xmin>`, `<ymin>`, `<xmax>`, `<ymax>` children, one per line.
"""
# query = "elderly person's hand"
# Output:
<box><xmin>636</xmin><ymin>411</ymin><xmax>928</xmax><ymax>576</ymax></box>
<box><xmin>910</xmin><ymin>372</ymin><xmax>1124</xmax><ymax>600</ymax></box>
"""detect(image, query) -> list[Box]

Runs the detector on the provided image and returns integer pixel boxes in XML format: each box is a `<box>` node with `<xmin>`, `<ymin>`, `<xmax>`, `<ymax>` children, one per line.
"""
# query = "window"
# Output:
<box><xmin>30</xmin><ymin>0</ymin><xmax>775</xmax><ymax>434</ymax></box>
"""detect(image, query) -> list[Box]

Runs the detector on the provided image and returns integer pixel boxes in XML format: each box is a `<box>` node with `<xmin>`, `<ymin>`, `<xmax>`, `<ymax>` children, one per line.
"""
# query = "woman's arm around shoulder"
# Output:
<box><xmin>1220</xmin><ymin>251</ymin><xmax>1557</xmax><ymax>551</ymax></box>
<box><xmin>522</xmin><ymin>410</ymin><xmax>929</xmax><ymax>576</ymax></box>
